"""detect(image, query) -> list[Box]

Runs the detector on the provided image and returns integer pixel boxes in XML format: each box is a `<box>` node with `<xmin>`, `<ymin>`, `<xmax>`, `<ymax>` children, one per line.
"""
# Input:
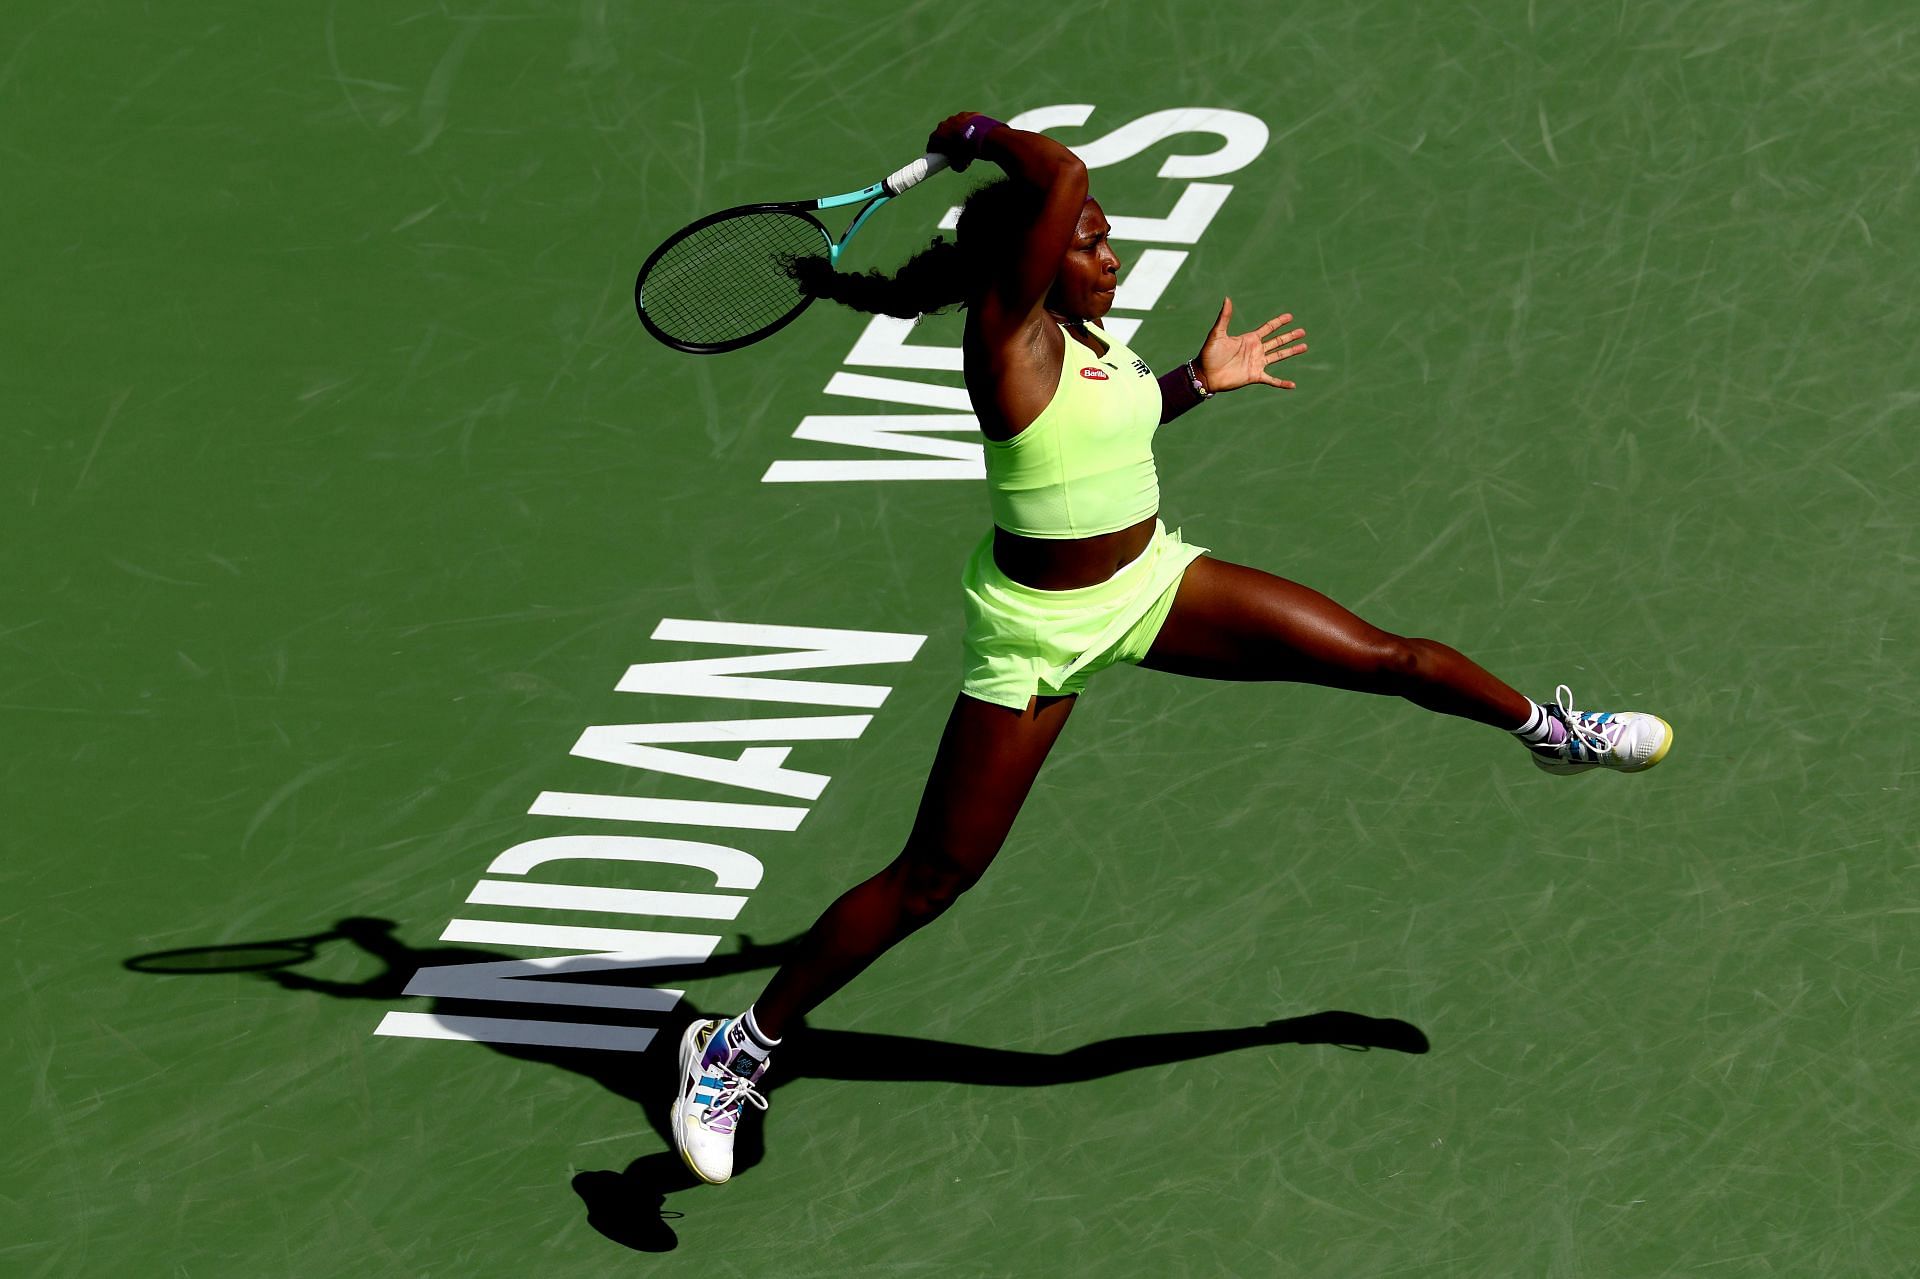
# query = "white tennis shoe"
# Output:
<box><xmin>672</xmin><ymin>1018</ymin><xmax>769</xmax><ymax>1185</ymax></box>
<box><xmin>1529</xmin><ymin>685</ymin><xmax>1674</xmax><ymax>775</ymax></box>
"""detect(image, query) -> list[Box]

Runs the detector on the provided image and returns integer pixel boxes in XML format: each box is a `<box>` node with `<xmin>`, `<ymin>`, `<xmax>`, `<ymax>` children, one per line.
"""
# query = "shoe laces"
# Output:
<box><xmin>1554</xmin><ymin>684</ymin><xmax>1615</xmax><ymax>759</ymax></box>
<box><xmin>699</xmin><ymin>1056</ymin><xmax>769</xmax><ymax>1132</ymax></box>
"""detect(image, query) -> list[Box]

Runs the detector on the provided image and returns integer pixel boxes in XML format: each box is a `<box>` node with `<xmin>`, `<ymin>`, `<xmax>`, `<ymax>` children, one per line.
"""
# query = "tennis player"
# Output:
<box><xmin>672</xmin><ymin>112</ymin><xmax>1673</xmax><ymax>1183</ymax></box>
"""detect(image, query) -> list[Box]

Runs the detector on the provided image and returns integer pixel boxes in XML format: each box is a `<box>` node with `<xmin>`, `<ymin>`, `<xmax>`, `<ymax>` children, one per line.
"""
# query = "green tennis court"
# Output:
<box><xmin>7</xmin><ymin>1</ymin><xmax>1917</xmax><ymax>1273</ymax></box>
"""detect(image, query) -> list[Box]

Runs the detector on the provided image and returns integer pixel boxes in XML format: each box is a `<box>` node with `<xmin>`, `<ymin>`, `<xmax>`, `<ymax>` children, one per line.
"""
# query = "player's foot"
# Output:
<box><xmin>1528</xmin><ymin>685</ymin><xmax>1673</xmax><ymax>775</ymax></box>
<box><xmin>672</xmin><ymin>1018</ymin><xmax>769</xmax><ymax>1185</ymax></box>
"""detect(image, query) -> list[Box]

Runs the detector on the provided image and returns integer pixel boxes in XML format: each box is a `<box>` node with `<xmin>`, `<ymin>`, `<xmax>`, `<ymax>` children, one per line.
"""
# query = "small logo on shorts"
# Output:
<box><xmin>1079</xmin><ymin>366</ymin><xmax>1109</xmax><ymax>380</ymax></box>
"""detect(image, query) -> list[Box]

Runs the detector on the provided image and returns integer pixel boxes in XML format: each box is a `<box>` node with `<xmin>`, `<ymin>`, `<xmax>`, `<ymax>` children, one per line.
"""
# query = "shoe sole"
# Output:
<box><xmin>1532</xmin><ymin>716</ymin><xmax>1674</xmax><ymax>775</ymax></box>
<box><xmin>673</xmin><ymin>1019</ymin><xmax>729</xmax><ymax>1186</ymax></box>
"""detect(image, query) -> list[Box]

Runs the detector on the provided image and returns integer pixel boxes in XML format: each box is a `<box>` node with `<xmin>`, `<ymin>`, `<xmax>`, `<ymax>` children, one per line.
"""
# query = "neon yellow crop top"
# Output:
<box><xmin>983</xmin><ymin>322</ymin><xmax>1161</xmax><ymax>538</ymax></box>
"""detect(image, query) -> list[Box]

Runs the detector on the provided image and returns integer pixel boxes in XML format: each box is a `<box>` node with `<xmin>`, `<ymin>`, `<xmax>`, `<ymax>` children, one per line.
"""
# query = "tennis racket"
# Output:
<box><xmin>635</xmin><ymin>151</ymin><xmax>951</xmax><ymax>354</ymax></box>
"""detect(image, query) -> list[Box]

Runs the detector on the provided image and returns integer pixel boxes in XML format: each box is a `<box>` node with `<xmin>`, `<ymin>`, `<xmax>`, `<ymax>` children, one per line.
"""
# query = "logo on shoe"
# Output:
<box><xmin>1079</xmin><ymin>366</ymin><xmax>1109</xmax><ymax>380</ymax></box>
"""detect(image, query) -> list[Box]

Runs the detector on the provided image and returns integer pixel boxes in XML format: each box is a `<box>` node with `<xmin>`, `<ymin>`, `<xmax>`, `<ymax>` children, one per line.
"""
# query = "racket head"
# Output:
<box><xmin>125</xmin><ymin>936</ymin><xmax>327</xmax><ymax>974</ymax></box>
<box><xmin>635</xmin><ymin>205</ymin><xmax>834</xmax><ymax>354</ymax></box>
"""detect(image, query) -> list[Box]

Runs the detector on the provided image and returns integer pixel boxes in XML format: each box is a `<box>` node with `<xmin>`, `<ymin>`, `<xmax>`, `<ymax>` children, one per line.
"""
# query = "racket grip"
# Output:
<box><xmin>883</xmin><ymin>152</ymin><xmax>950</xmax><ymax>197</ymax></box>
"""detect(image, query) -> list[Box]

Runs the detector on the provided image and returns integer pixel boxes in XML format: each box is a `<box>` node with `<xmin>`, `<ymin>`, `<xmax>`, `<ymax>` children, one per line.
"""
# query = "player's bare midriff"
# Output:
<box><xmin>991</xmin><ymin>515</ymin><xmax>1158</xmax><ymax>591</ymax></box>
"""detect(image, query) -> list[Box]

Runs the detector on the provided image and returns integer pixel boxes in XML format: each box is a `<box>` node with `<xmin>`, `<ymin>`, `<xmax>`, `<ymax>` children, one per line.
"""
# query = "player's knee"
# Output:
<box><xmin>1374</xmin><ymin>634</ymin><xmax>1426</xmax><ymax>683</ymax></box>
<box><xmin>891</xmin><ymin>842</ymin><xmax>989</xmax><ymax>929</ymax></box>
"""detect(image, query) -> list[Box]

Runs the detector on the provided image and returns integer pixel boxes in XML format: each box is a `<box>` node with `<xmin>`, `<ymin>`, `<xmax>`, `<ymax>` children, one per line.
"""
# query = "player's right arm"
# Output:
<box><xmin>930</xmin><ymin>112</ymin><xmax>1087</xmax><ymax>345</ymax></box>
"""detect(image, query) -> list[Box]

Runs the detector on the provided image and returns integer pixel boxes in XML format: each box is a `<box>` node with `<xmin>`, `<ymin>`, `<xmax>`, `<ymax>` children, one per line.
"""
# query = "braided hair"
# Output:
<box><xmin>786</xmin><ymin>177</ymin><xmax>1045</xmax><ymax>319</ymax></box>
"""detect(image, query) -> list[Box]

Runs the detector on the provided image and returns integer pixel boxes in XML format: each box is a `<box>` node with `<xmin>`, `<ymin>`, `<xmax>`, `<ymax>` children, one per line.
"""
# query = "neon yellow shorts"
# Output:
<box><xmin>959</xmin><ymin>520</ymin><xmax>1209</xmax><ymax>710</ymax></box>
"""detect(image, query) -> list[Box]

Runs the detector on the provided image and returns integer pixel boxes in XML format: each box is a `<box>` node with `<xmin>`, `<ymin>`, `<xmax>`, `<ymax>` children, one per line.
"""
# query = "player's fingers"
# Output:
<box><xmin>1261</xmin><ymin>374</ymin><xmax>1297</xmax><ymax>389</ymax></box>
<box><xmin>1254</xmin><ymin>313</ymin><xmax>1293</xmax><ymax>338</ymax></box>
<box><xmin>1265</xmin><ymin>342</ymin><xmax>1308</xmax><ymax>363</ymax></box>
<box><xmin>1263</xmin><ymin>327</ymin><xmax>1306</xmax><ymax>351</ymax></box>
<box><xmin>1213</xmin><ymin>296</ymin><xmax>1233</xmax><ymax>333</ymax></box>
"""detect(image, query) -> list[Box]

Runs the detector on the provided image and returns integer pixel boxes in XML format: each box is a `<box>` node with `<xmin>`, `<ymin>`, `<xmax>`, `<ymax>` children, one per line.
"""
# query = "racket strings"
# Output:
<box><xmin>641</xmin><ymin>212</ymin><xmax>828</xmax><ymax>346</ymax></box>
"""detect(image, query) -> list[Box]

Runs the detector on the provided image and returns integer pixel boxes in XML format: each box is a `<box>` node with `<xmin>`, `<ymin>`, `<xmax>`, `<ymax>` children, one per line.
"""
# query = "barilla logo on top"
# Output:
<box><xmin>1079</xmin><ymin>366</ymin><xmax>1110</xmax><ymax>380</ymax></box>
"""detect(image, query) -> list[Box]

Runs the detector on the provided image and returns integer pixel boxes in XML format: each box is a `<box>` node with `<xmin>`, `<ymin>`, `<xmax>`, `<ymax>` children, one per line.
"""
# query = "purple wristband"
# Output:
<box><xmin>959</xmin><ymin>115</ymin><xmax>1006</xmax><ymax>161</ymax></box>
<box><xmin>1157</xmin><ymin>366</ymin><xmax>1205</xmax><ymax>425</ymax></box>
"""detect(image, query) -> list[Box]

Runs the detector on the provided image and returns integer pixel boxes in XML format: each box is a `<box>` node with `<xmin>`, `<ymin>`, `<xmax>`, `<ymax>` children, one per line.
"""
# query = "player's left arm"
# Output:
<box><xmin>1159</xmin><ymin>297</ymin><xmax>1308</xmax><ymax>424</ymax></box>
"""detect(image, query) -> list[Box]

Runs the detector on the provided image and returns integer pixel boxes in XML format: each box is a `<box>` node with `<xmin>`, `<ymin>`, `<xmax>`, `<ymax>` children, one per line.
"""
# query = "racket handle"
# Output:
<box><xmin>883</xmin><ymin>152</ymin><xmax>950</xmax><ymax>197</ymax></box>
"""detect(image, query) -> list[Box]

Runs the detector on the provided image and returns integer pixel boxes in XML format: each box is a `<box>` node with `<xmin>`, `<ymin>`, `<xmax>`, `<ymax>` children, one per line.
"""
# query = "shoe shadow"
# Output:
<box><xmin>126</xmin><ymin>920</ymin><xmax>1428</xmax><ymax>1254</ymax></box>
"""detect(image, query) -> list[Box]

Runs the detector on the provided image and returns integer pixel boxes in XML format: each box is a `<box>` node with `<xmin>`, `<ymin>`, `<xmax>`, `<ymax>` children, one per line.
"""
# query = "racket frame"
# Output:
<box><xmin>633</xmin><ymin>203</ymin><xmax>833</xmax><ymax>354</ymax></box>
<box><xmin>635</xmin><ymin>152</ymin><xmax>950</xmax><ymax>355</ymax></box>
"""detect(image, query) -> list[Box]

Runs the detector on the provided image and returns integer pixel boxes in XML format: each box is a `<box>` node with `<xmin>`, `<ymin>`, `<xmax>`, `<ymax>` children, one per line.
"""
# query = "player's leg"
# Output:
<box><xmin>754</xmin><ymin>690</ymin><xmax>1078</xmax><ymax>1034</ymax></box>
<box><xmin>1140</xmin><ymin>556</ymin><xmax>1670</xmax><ymax>770</ymax></box>
<box><xmin>673</xmin><ymin>690</ymin><xmax>1078</xmax><ymax>1184</ymax></box>
<box><xmin>1141</xmin><ymin>556</ymin><xmax>1530</xmax><ymax>722</ymax></box>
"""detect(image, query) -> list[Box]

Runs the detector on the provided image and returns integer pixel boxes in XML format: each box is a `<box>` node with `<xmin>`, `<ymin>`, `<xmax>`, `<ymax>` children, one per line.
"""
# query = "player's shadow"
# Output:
<box><xmin>124</xmin><ymin>918</ymin><xmax>1429</xmax><ymax>1255</ymax></box>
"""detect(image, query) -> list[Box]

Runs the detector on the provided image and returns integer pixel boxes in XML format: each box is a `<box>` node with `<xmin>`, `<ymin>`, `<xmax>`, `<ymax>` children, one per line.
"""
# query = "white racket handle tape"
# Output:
<box><xmin>883</xmin><ymin>152</ymin><xmax>951</xmax><ymax>197</ymax></box>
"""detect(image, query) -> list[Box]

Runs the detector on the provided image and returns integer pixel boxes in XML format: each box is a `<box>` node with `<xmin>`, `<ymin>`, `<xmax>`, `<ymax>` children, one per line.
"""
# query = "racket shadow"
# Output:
<box><xmin>123</xmin><ymin>927</ymin><xmax>365</xmax><ymax>974</ymax></box>
<box><xmin>124</xmin><ymin>920</ymin><xmax>1429</xmax><ymax>1254</ymax></box>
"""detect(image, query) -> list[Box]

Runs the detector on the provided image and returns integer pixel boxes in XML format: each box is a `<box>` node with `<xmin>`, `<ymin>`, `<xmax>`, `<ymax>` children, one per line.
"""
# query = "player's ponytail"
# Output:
<box><xmin>788</xmin><ymin>176</ymin><xmax>1043</xmax><ymax>320</ymax></box>
<box><xmin>788</xmin><ymin>238</ymin><xmax>969</xmax><ymax>319</ymax></box>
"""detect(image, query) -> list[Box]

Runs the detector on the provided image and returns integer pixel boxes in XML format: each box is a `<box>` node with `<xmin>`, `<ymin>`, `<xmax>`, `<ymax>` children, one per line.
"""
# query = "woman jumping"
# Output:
<box><xmin>671</xmin><ymin>112</ymin><xmax>1673</xmax><ymax>1184</ymax></box>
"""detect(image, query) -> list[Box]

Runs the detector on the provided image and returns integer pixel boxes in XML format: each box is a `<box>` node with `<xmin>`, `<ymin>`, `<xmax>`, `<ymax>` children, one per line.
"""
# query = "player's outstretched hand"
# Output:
<box><xmin>1197</xmin><ymin>297</ymin><xmax>1307</xmax><ymax>393</ymax></box>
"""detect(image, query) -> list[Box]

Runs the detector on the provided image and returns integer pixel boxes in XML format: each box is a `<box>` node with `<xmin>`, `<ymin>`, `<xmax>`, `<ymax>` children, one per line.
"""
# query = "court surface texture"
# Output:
<box><xmin>6</xmin><ymin>1</ymin><xmax>1917</xmax><ymax>1274</ymax></box>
